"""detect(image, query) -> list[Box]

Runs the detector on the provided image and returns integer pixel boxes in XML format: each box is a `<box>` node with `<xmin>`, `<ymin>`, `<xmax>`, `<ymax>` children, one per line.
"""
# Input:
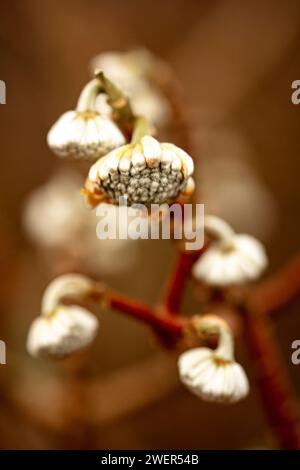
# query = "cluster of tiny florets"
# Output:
<box><xmin>88</xmin><ymin>137</ymin><xmax>194</xmax><ymax>206</ymax></box>
<box><xmin>101</xmin><ymin>160</ymin><xmax>187</xmax><ymax>206</ymax></box>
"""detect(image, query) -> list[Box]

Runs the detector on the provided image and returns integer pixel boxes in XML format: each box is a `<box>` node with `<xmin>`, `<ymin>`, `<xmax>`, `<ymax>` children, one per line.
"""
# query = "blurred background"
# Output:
<box><xmin>0</xmin><ymin>0</ymin><xmax>300</xmax><ymax>449</ymax></box>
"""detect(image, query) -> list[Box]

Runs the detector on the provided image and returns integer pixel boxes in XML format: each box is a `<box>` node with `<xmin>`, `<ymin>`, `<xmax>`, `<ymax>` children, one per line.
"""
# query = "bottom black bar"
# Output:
<box><xmin>0</xmin><ymin>450</ymin><xmax>299</xmax><ymax>467</ymax></box>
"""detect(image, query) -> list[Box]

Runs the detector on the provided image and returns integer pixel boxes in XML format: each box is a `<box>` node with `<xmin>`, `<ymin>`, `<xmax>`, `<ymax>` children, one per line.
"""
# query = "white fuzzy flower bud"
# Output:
<box><xmin>178</xmin><ymin>315</ymin><xmax>249</xmax><ymax>403</ymax></box>
<box><xmin>23</xmin><ymin>170</ymin><xmax>139</xmax><ymax>274</ymax></box>
<box><xmin>23</xmin><ymin>170</ymin><xmax>86</xmax><ymax>248</ymax></box>
<box><xmin>192</xmin><ymin>216</ymin><xmax>268</xmax><ymax>286</ymax></box>
<box><xmin>27</xmin><ymin>305</ymin><xmax>98</xmax><ymax>359</ymax></box>
<box><xmin>88</xmin><ymin>136</ymin><xmax>194</xmax><ymax>207</ymax></box>
<box><xmin>27</xmin><ymin>274</ymin><xmax>99</xmax><ymax>359</ymax></box>
<box><xmin>47</xmin><ymin>79</ymin><xmax>125</xmax><ymax>160</ymax></box>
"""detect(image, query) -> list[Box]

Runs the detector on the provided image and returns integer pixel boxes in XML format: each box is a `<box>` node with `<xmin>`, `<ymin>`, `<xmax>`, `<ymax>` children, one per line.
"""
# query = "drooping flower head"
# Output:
<box><xmin>27</xmin><ymin>274</ymin><xmax>99</xmax><ymax>359</ymax></box>
<box><xmin>23</xmin><ymin>170</ymin><xmax>87</xmax><ymax>248</ymax></box>
<box><xmin>193</xmin><ymin>215</ymin><xmax>268</xmax><ymax>286</ymax></box>
<box><xmin>178</xmin><ymin>315</ymin><xmax>249</xmax><ymax>403</ymax></box>
<box><xmin>47</xmin><ymin>76</ymin><xmax>125</xmax><ymax>160</ymax></box>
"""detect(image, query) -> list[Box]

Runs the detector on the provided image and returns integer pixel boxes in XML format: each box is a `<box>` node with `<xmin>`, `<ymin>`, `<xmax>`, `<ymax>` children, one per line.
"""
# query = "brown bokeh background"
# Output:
<box><xmin>0</xmin><ymin>0</ymin><xmax>300</xmax><ymax>449</ymax></box>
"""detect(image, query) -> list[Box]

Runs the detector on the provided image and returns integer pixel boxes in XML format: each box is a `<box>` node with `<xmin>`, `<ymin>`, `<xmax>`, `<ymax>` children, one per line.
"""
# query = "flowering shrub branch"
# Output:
<box><xmin>37</xmin><ymin>249</ymin><xmax>300</xmax><ymax>448</ymax></box>
<box><xmin>89</xmin><ymin>283</ymin><xmax>185</xmax><ymax>342</ymax></box>
<box><xmin>25</xmin><ymin>50</ymin><xmax>300</xmax><ymax>449</ymax></box>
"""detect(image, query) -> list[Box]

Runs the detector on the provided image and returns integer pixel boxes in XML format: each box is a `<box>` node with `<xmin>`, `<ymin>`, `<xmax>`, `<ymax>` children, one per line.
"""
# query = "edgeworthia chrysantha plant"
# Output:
<box><xmin>178</xmin><ymin>315</ymin><xmax>249</xmax><ymax>403</ymax></box>
<box><xmin>47</xmin><ymin>73</ymin><xmax>126</xmax><ymax>160</ymax></box>
<box><xmin>27</xmin><ymin>274</ymin><xmax>99</xmax><ymax>359</ymax></box>
<box><xmin>193</xmin><ymin>215</ymin><xmax>268</xmax><ymax>286</ymax></box>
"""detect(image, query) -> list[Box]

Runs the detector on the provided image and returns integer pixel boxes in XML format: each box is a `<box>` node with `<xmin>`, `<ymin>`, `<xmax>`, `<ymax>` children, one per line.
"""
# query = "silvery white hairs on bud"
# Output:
<box><xmin>27</xmin><ymin>305</ymin><xmax>99</xmax><ymax>359</ymax></box>
<box><xmin>47</xmin><ymin>78</ymin><xmax>125</xmax><ymax>160</ymax></box>
<box><xmin>27</xmin><ymin>274</ymin><xmax>99</xmax><ymax>359</ymax></box>
<box><xmin>193</xmin><ymin>215</ymin><xmax>268</xmax><ymax>286</ymax></box>
<box><xmin>178</xmin><ymin>315</ymin><xmax>249</xmax><ymax>403</ymax></box>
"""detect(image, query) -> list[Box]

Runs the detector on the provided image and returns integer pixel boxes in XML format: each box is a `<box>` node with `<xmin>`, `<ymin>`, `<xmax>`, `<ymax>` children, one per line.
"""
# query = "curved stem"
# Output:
<box><xmin>204</xmin><ymin>215</ymin><xmax>235</xmax><ymax>247</ymax></box>
<box><xmin>215</xmin><ymin>323</ymin><xmax>234</xmax><ymax>360</ymax></box>
<box><xmin>87</xmin><ymin>285</ymin><xmax>185</xmax><ymax>343</ymax></box>
<box><xmin>108</xmin><ymin>290</ymin><xmax>185</xmax><ymax>338</ymax></box>
<box><xmin>76</xmin><ymin>79</ymin><xmax>102</xmax><ymax>113</ymax></box>
<box><xmin>192</xmin><ymin>314</ymin><xmax>234</xmax><ymax>361</ymax></box>
<box><xmin>131</xmin><ymin>115</ymin><xmax>152</xmax><ymax>144</ymax></box>
<box><xmin>42</xmin><ymin>275</ymin><xmax>94</xmax><ymax>316</ymax></box>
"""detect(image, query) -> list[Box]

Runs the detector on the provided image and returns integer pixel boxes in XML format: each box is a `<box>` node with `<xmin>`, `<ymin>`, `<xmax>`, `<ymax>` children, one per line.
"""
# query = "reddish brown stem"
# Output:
<box><xmin>108</xmin><ymin>289</ymin><xmax>185</xmax><ymax>341</ymax></box>
<box><xmin>162</xmin><ymin>250</ymin><xmax>202</xmax><ymax>314</ymax></box>
<box><xmin>243</xmin><ymin>311</ymin><xmax>300</xmax><ymax>449</ymax></box>
<box><xmin>248</xmin><ymin>254</ymin><xmax>300</xmax><ymax>317</ymax></box>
